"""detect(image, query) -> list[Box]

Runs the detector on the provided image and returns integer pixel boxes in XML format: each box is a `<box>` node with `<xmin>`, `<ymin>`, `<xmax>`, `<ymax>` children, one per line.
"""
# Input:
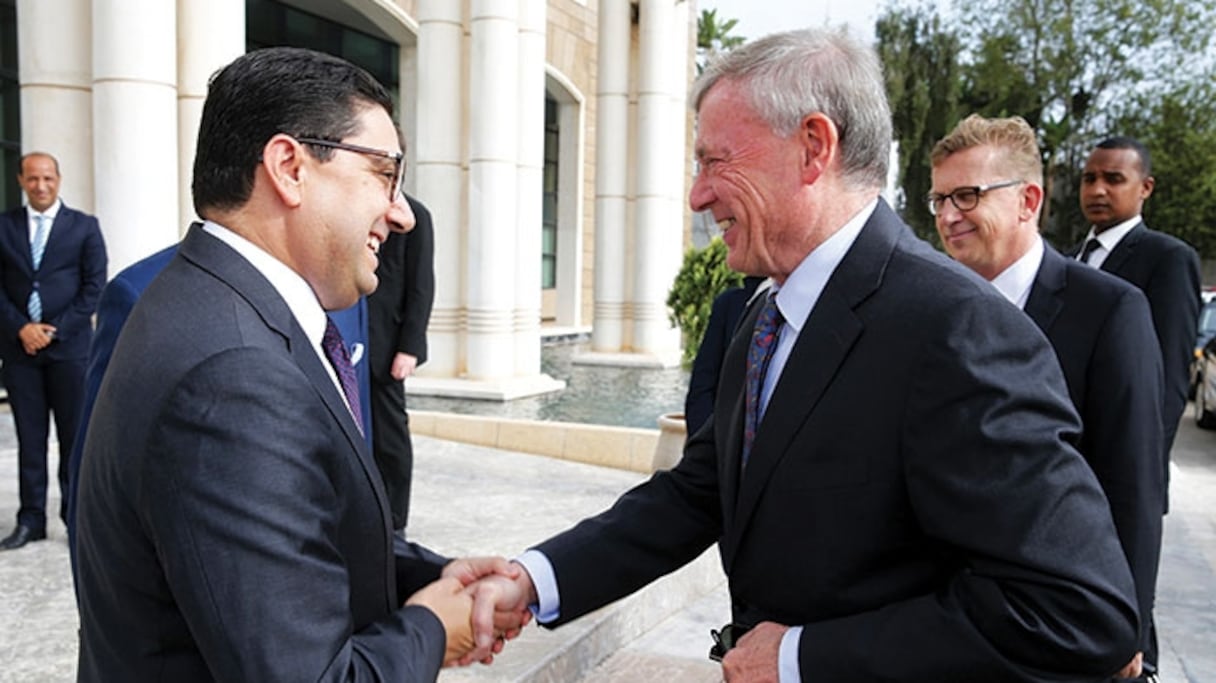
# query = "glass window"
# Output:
<box><xmin>0</xmin><ymin>0</ymin><xmax>19</xmax><ymax>210</ymax></box>
<box><xmin>541</xmin><ymin>97</ymin><xmax>559</xmax><ymax>289</ymax></box>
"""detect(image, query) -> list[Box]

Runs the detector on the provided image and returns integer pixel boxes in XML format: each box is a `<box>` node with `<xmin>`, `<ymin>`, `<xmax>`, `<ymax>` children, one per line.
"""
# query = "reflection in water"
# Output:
<box><xmin>409</xmin><ymin>341</ymin><xmax>690</xmax><ymax>429</ymax></box>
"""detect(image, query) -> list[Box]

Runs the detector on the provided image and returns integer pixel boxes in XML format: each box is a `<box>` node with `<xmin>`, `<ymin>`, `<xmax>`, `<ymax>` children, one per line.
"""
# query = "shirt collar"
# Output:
<box><xmin>772</xmin><ymin>199</ymin><xmax>877</xmax><ymax>333</ymax></box>
<box><xmin>1083</xmin><ymin>214</ymin><xmax>1141</xmax><ymax>251</ymax></box>
<box><xmin>200</xmin><ymin>220</ymin><xmax>328</xmax><ymax>351</ymax></box>
<box><xmin>990</xmin><ymin>234</ymin><xmax>1044</xmax><ymax>309</ymax></box>
<box><xmin>28</xmin><ymin>199</ymin><xmax>62</xmax><ymax>223</ymax></box>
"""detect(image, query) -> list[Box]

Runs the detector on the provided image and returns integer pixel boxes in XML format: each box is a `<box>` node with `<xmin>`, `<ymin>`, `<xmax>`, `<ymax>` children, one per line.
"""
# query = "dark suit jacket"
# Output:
<box><xmin>685</xmin><ymin>276</ymin><xmax>764</xmax><ymax>435</ymax></box>
<box><xmin>0</xmin><ymin>204</ymin><xmax>106</xmax><ymax>362</ymax></box>
<box><xmin>368</xmin><ymin>194</ymin><xmax>434</xmax><ymax>380</ymax></box>
<box><xmin>75</xmin><ymin>225</ymin><xmax>445</xmax><ymax>682</ymax></box>
<box><xmin>1070</xmin><ymin>223</ymin><xmax>1202</xmax><ymax>459</ymax></box>
<box><xmin>1025</xmin><ymin>245</ymin><xmax>1164</xmax><ymax>652</ymax></box>
<box><xmin>535</xmin><ymin>202</ymin><xmax>1138</xmax><ymax>681</ymax></box>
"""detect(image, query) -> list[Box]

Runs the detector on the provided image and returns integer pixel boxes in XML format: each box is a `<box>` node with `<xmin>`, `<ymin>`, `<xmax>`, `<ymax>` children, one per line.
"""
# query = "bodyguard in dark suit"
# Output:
<box><xmin>367</xmin><ymin>193</ymin><xmax>435</xmax><ymax>531</ymax></box>
<box><xmin>0</xmin><ymin>152</ymin><xmax>106</xmax><ymax>550</ymax></box>
<box><xmin>477</xmin><ymin>30</ymin><xmax>1139</xmax><ymax>682</ymax></box>
<box><xmin>74</xmin><ymin>48</ymin><xmax>524</xmax><ymax>681</ymax></box>
<box><xmin>1071</xmin><ymin>137</ymin><xmax>1202</xmax><ymax>484</ymax></box>
<box><xmin>931</xmin><ymin>115</ymin><xmax>1165</xmax><ymax>680</ymax></box>
<box><xmin>684</xmin><ymin>275</ymin><xmax>764</xmax><ymax>436</ymax></box>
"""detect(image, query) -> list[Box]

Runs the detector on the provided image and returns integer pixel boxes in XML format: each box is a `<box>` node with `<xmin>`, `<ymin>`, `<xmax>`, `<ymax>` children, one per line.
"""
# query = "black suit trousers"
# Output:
<box><xmin>3</xmin><ymin>357</ymin><xmax>86</xmax><ymax>529</ymax></box>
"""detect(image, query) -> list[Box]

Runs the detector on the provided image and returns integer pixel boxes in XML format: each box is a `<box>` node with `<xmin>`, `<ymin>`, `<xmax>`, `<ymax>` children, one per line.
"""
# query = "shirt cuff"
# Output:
<box><xmin>779</xmin><ymin>626</ymin><xmax>803</xmax><ymax>683</ymax></box>
<box><xmin>515</xmin><ymin>549</ymin><xmax>561</xmax><ymax>623</ymax></box>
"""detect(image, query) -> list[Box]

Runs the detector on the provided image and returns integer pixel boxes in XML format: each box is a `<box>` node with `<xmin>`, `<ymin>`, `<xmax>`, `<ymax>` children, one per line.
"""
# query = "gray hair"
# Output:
<box><xmin>691</xmin><ymin>28</ymin><xmax>892</xmax><ymax>190</ymax></box>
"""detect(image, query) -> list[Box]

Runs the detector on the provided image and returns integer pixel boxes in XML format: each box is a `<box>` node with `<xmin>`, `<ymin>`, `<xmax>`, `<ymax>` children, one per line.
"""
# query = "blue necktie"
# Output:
<box><xmin>321</xmin><ymin>317</ymin><xmax>365</xmax><ymax>435</ymax></box>
<box><xmin>742</xmin><ymin>292</ymin><xmax>783</xmax><ymax>467</ymax></box>
<box><xmin>28</xmin><ymin>215</ymin><xmax>49</xmax><ymax>321</ymax></box>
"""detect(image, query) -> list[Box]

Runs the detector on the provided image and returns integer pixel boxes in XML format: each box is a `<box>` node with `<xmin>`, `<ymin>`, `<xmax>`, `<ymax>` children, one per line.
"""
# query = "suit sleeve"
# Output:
<box><xmin>796</xmin><ymin>298</ymin><xmax>1139</xmax><ymax>680</ymax></box>
<box><xmin>397</xmin><ymin>198</ymin><xmax>435</xmax><ymax>364</ymax></box>
<box><xmin>49</xmin><ymin>214</ymin><xmax>107</xmax><ymax>339</ymax></box>
<box><xmin>532</xmin><ymin>424</ymin><xmax>723</xmax><ymax>626</ymax></box>
<box><xmin>1143</xmin><ymin>241</ymin><xmax>1202</xmax><ymax>441</ymax></box>
<box><xmin>143</xmin><ymin>348</ymin><xmax>446</xmax><ymax>682</ymax></box>
<box><xmin>1083</xmin><ymin>287</ymin><xmax>1164</xmax><ymax>652</ymax></box>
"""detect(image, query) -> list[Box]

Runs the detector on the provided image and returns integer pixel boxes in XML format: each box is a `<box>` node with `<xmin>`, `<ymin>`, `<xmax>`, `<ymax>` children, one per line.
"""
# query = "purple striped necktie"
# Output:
<box><xmin>321</xmin><ymin>317</ymin><xmax>364</xmax><ymax>435</ymax></box>
<box><xmin>743</xmin><ymin>292</ymin><xmax>783</xmax><ymax>467</ymax></box>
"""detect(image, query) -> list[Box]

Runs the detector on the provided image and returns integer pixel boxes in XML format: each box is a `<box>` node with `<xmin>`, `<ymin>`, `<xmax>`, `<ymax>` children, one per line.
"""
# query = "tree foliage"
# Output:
<box><xmin>696</xmin><ymin>8</ymin><xmax>746</xmax><ymax>73</ymax></box>
<box><xmin>876</xmin><ymin>4</ymin><xmax>963</xmax><ymax>243</ymax></box>
<box><xmin>667</xmin><ymin>237</ymin><xmax>744</xmax><ymax>366</ymax></box>
<box><xmin>876</xmin><ymin>0</ymin><xmax>1216</xmax><ymax>257</ymax></box>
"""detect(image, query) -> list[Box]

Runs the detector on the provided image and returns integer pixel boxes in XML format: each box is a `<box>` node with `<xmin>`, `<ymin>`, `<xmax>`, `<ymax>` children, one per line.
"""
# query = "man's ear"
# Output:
<box><xmin>1022</xmin><ymin>182</ymin><xmax>1045</xmax><ymax>221</ymax></box>
<box><xmin>799</xmin><ymin>112</ymin><xmax>839</xmax><ymax>186</ymax></box>
<box><xmin>260</xmin><ymin>134</ymin><xmax>305</xmax><ymax>208</ymax></box>
<box><xmin>1140</xmin><ymin>174</ymin><xmax>1155</xmax><ymax>201</ymax></box>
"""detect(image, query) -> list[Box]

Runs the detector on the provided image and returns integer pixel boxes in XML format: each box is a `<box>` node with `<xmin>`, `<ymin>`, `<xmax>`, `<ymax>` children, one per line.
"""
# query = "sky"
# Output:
<box><xmin>699</xmin><ymin>0</ymin><xmax>888</xmax><ymax>43</ymax></box>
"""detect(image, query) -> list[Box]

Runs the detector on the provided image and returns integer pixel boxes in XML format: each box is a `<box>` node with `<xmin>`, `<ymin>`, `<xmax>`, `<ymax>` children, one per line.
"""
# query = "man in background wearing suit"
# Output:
<box><xmin>0</xmin><ymin>153</ymin><xmax>106</xmax><ymax>550</ymax></box>
<box><xmin>1072</xmin><ymin>137</ymin><xmax>1202</xmax><ymax>480</ymax></box>
<box><xmin>74</xmin><ymin>48</ymin><xmax>523</xmax><ymax>681</ymax></box>
<box><xmin>931</xmin><ymin>114</ymin><xmax>1165</xmax><ymax>681</ymax></box>
<box><xmin>476</xmin><ymin>29</ymin><xmax>1139</xmax><ymax>682</ymax></box>
<box><xmin>684</xmin><ymin>274</ymin><xmax>764</xmax><ymax>436</ymax></box>
<box><xmin>368</xmin><ymin>193</ymin><xmax>434</xmax><ymax>532</ymax></box>
<box><xmin>62</xmin><ymin>242</ymin><xmax>373</xmax><ymax>594</ymax></box>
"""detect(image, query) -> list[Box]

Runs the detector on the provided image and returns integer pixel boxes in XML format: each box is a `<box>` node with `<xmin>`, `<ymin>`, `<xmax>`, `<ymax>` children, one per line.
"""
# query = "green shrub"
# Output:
<box><xmin>667</xmin><ymin>237</ymin><xmax>744</xmax><ymax>366</ymax></box>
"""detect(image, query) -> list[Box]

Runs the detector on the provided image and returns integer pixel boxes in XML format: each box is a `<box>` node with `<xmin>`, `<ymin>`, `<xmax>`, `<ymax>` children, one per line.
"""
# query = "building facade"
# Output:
<box><xmin>3</xmin><ymin>0</ymin><xmax>694</xmax><ymax>397</ymax></box>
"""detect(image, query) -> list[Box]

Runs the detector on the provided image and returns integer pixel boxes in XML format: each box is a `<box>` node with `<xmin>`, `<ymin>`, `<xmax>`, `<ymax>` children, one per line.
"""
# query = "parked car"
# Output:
<box><xmin>1196</xmin><ymin>334</ymin><xmax>1216</xmax><ymax>429</ymax></box>
<box><xmin>1190</xmin><ymin>298</ymin><xmax>1216</xmax><ymax>400</ymax></box>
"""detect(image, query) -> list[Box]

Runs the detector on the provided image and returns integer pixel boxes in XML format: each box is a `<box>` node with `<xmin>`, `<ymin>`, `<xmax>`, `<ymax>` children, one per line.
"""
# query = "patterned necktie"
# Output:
<box><xmin>743</xmin><ymin>292</ymin><xmax>783</xmax><ymax>467</ymax></box>
<box><xmin>28</xmin><ymin>215</ymin><xmax>49</xmax><ymax>321</ymax></box>
<box><xmin>321</xmin><ymin>316</ymin><xmax>364</xmax><ymax>435</ymax></box>
<box><xmin>1079</xmin><ymin>237</ymin><xmax>1102</xmax><ymax>265</ymax></box>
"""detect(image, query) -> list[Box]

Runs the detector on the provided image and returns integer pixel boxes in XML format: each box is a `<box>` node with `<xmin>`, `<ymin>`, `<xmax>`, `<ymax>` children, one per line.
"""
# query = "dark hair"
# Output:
<box><xmin>1095</xmin><ymin>136</ymin><xmax>1152</xmax><ymax>177</ymax></box>
<box><xmin>192</xmin><ymin>47</ymin><xmax>395</xmax><ymax>216</ymax></box>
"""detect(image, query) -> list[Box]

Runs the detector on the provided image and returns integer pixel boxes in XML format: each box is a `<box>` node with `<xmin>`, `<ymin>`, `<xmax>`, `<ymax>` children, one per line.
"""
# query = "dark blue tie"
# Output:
<box><xmin>743</xmin><ymin>292</ymin><xmax>782</xmax><ymax>467</ymax></box>
<box><xmin>1079</xmin><ymin>238</ymin><xmax>1102</xmax><ymax>265</ymax></box>
<box><xmin>321</xmin><ymin>317</ymin><xmax>364</xmax><ymax>435</ymax></box>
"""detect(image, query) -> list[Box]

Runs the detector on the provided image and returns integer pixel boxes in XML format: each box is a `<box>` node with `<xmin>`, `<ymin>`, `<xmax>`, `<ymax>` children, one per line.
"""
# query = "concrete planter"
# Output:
<box><xmin>652</xmin><ymin>412</ymin><xmax>687</xmax><ymax>471</ymax></box>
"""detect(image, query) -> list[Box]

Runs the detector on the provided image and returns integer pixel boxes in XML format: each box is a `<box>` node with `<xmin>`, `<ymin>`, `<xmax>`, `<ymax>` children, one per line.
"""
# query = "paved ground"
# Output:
<box><xmin>0</xmin><ymin>405</ymin><xmax>1213</xmax><ymax>682</ymax></box>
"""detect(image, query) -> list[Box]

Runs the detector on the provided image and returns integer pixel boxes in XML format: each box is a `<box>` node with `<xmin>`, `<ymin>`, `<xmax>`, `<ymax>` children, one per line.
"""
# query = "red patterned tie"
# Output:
<box><xmin>321</xmin><ymin>317</ymin><xmax>364</xmax><ymax>436</ymax></box>
<box><xmin>743</xmin><ymin>292</ymin><xmax>783</xmax><ymax>467</ymax></box>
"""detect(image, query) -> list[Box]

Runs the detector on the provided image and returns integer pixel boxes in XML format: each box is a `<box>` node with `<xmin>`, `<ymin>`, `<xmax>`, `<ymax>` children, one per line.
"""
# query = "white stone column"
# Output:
<box><xmin>18</xmin><ymin>0</ymin><xmax>94</xmax><ymax>214</ymax></box>
<box><xmin>630</xmin><ymin>0</ymin><xmax>682</xmax><ymax>363</ymax></box>
<box><xmin>177</xmin><ymin>0</ymin><xmax>244</xmax><ymax>237</ymax></box>
<box><xmin>466</xmin><ymin>0</ymin><xmax>518</xmax><ymax>380</ymax></box>
<box><xmin>513</xmin><ymin>0</ymin><xmax>545</xmax><ymax>376</ymax></box>
<box><xmin>413</xmin><ymin>0</ymin><xmax>465</xmax><ymax>378</ymax></box>
<box><xmin>93</xmin><ymin>0</ymin><xmax>179</xmax><ymax>274</ymax></box>
<box><xmin>590</xmin><ymin>0</ymin><xmax>631</xmax><ymax>352</ymax></box>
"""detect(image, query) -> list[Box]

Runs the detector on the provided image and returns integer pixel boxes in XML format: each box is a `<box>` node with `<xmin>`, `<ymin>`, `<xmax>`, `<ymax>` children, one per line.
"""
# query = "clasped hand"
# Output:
<box><xmin>407</xmin><ymin>557</ymin><xmax>535</xmax><ymax>667</ymax></box>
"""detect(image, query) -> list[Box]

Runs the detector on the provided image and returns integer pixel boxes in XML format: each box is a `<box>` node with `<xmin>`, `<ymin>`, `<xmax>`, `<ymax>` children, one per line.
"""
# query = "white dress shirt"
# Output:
<box><xmin>1076</xmin><ymin>215</ymin><xmax>1141</xmax><ymax>269</ymax></box>
<box><xmin>989</xmin><ymin>235</ymin><xmax>1044</xmax><ymax>309</ymax></box>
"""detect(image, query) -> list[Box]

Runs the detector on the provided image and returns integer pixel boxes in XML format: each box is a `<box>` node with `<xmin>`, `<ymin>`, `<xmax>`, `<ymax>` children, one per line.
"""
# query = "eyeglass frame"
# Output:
<box><xmin>925</xmin><ymin>179</ymin><xmax>1024</xmax><ymax>216</ymax></box>
<box><xmin>708</xmin><ymin>623</ymin><xmax>753</xmax><ymax>662</ymax></box>
<box><xmin>295</xmin><ymin>137</ymin><xmax>405</xmax><ymax>201</ymax></box>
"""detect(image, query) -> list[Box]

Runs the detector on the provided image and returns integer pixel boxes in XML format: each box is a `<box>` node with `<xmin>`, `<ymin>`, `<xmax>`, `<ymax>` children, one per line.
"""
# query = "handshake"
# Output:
<box><xmin>408</xmin><ymin>556</ymin><xmax>539</xmax><ymax>667</ymax></box>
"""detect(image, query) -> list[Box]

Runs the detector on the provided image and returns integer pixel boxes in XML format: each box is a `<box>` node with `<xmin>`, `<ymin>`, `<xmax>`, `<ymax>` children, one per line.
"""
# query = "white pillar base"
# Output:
<box><xmin>407</xmin><ymin>374</ymin><xmax>566</xmax><ymax>401</ymax></box>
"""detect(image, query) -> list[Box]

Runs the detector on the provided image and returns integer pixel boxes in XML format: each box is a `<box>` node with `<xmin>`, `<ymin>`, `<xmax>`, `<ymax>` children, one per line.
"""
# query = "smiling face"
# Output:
<box><xmin>688</xmin><ymin>80</ymin><xmax>809</xmax><ymax>281</ymax></box>
<box><xmin>1080</xmin><ymin>147</ymin><xmax>1153</xmax><ymax>232</ymax></box>
<box><xmin>19</xmin><ymin>155</ymin><xmax>61</xmax><ymax>213</ymax></box>
<box><xmin>292</xmin><ymin>105</ymin><xmax>415</xmax><ymax>310</ymax></box>
<box><xmin>932</xmin><ymin>145</ymin><xmax>1039</xmax><ymax>281</ymax></box>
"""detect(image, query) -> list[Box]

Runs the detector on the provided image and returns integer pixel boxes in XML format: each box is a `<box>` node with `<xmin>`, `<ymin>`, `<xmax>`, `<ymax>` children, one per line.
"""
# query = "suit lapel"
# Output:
<box><xmin>721</xmin><ymin>202</ymin><xmax>894</xmax><ymax>567</ymax></box>
<box><xmin>178</xmin><ymin>226</ymin><xmax>390</xmax><ymax>522</ymax></box>
<box><xmin>1098</xmin><ymin>222</ymin><xmax>1146</xmax><ymax>277</ymax></box>
<box><xmin>1024</xmin><ymin>246</ymin><xmax>1066</xmax><ymax>332</ymax></box>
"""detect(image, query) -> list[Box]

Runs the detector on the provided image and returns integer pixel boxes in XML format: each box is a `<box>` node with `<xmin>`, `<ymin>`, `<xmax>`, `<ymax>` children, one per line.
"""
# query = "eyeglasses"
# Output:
<box><xmin>296</xmin><ymin>137</ymin><xmax>405</xmax><ymax>201</ymax></box>
<box><xmin>926</xmin><ymin>179</ymin><xmax>1023</xmax><ymax>216</ymax></box>
<box><xmin>708</xmin><ymin>623</ymin><xmax>752</xmax><ymax>662</ymax></box>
